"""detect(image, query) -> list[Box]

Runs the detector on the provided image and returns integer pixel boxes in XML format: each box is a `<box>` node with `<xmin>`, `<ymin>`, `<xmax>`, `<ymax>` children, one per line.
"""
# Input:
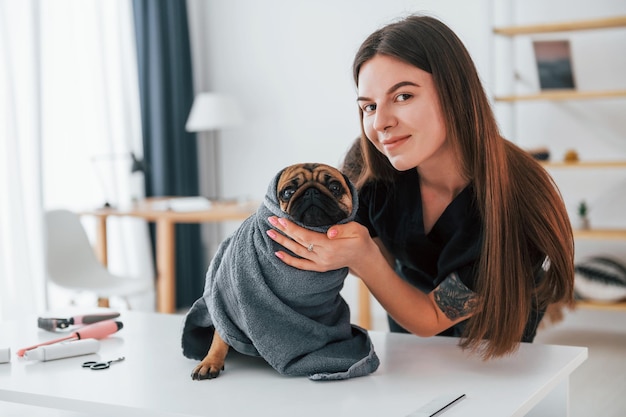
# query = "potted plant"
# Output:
<box><xmin>577</xmin><ymin>200</ymin><xmax>590</xmax><ymax>230</ymax></box>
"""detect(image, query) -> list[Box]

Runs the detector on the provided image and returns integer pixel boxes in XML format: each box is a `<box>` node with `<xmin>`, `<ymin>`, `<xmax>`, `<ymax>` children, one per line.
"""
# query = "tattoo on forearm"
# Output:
<box><xmin>433</xmin><ymin>272</ymin><xmax>478</xmax><ymax>321</ymax></box>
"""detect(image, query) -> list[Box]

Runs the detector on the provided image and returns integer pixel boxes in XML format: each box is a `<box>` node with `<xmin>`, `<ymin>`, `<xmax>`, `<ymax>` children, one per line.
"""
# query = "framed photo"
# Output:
<box><xmin>532</xmin><ymin>40</ymin><xmax>576</xmax><ymax>90</ymax></box>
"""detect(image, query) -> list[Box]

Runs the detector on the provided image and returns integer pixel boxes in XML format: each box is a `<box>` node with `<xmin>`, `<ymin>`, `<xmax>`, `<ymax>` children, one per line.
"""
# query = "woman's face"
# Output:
<box><xmin>357</xmin><ymin>54</ymin><xmax>449</xmax><ymax>172</ymax></box>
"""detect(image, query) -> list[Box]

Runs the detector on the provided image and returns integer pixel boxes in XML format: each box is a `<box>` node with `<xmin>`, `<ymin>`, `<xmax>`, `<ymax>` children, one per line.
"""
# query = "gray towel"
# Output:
<box><xmin>181</xmin><ymin>168</ymin><xmax>379</xmax><ymax>380</ymax></box>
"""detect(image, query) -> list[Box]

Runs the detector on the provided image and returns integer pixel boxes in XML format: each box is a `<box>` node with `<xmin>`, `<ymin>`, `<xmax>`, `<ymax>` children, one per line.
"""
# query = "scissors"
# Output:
<box><xmin>82</xmin><ymin>356</ymin><xmax>125</xmax><ymax>370</ymax></box>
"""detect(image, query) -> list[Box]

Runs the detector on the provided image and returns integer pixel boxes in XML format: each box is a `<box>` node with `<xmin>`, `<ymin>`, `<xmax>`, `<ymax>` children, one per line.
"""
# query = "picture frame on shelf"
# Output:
<box><xmin>532</xmin><ymin>39</ymin><xmax>576</xmax><ymax>90</ymax></box>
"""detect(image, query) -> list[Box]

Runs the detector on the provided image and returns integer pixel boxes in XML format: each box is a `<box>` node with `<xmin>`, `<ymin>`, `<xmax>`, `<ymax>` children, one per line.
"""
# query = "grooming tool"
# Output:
<box><xmin>0</xmin><ymin>347</ymin><xmax>10</xmax><ymax>364</ymax></box>
<box><xmin>82</xmin><ymin>356</ymin><xmax>125</xmax><ymax>370</ymax></box>
<box><xmin>17</xmin><ymin>320</ymin><xmax>123</xmax><ymax>357</ymax></box>
<box><xmin>37</xmin><ymin>312</ymin><xmax>120</xmax><ymax>331</ymax></box>
<box><xmin>24</xmin><ymin>339</ymin><xmax>100</xmax><ymax>362</ymax></box>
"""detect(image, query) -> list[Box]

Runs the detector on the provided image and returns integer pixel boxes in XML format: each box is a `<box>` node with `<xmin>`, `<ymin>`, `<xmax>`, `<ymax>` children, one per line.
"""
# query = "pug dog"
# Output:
<box><xmin>181</xmin><ymin>162</ymin><xmax>379</xmax><ymax>381</ymax></box>
<box><xmin>275</xmin><ymin>163</ymin><xmax>353</xmax><ymax>227</ymax></box>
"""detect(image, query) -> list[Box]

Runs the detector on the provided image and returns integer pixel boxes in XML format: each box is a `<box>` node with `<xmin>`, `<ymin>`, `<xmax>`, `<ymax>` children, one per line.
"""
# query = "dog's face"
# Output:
<box><xmin>277</xmin><ymin>163</ymin><xmax>353</xmax><ymax>227</ymax></box>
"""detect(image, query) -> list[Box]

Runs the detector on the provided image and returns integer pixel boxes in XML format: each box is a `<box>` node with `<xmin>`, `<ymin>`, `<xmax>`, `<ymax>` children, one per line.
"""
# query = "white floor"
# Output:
<box><xmin>534</xmin><ymin>307</ymin><xmax>626</xmax><ymax>417</ymax></box>
<box><xmin>1</xmin><ymin>307</ymin><xmax>624</xmax><ymax>416</ymax></box>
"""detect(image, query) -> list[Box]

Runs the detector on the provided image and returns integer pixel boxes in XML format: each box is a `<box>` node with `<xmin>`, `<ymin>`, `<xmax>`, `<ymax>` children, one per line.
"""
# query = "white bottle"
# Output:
<box><xmin>24</xmin><ymin>339</ymin><xmax>100</xmax><ymax>361</ymax></box>
<box><xmin>0</xmin><ymin>347</ymin><xmax>10</xmax><ymax>364</ymax></box>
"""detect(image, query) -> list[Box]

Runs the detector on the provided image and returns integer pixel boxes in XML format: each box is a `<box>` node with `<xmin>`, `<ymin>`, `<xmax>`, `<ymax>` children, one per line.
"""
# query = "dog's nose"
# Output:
<box><xmin>304</xmin><ymin>188</ymin><xmax>320</xmax><ymax>198</ymax></box>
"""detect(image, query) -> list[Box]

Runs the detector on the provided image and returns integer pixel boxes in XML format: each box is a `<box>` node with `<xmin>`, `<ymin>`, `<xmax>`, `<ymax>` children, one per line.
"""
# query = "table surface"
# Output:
<box><xmin>0</xmin><ymin>311</ymin><xmax>587</xmax><ymax>417</ymax></box>
<box><xmin>80</xmin><ymin>198</ymin><xmax>259</xmax><ymax>313</ymax></box>
<box><xmin>81</xmin><ymin>198</ymin><xmax>259</xmax><ymax>223</ymax></box>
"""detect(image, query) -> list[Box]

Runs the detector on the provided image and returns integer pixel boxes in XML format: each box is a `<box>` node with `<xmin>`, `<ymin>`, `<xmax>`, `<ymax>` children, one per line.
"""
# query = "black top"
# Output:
<box><xmin>357</xmin><ymin>169</ymin><xmax>544</xmax><ymax>341</ymax></box>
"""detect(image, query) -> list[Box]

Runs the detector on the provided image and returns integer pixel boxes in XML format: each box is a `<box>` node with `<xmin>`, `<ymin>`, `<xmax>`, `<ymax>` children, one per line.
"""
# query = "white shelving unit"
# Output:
<box><xmin>493</xmin><ymin>16</ymin><xmax>626</xmax><ymax>310</ymax></box>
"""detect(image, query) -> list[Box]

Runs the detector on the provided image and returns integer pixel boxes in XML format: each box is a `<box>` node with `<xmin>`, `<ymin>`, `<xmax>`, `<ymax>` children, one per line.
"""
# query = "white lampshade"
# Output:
<box><xmin>185</xmin><ymin>93</ymin><xmax>243</xmax><ymax>132</ymax></box>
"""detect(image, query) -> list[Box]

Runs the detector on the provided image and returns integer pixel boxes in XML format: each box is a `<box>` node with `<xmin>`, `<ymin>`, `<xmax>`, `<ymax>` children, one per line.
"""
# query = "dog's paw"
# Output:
<box><xmin>191</xmin><ymin>362</ymin><xmax>225</xmax><ymax>380</ymax></box>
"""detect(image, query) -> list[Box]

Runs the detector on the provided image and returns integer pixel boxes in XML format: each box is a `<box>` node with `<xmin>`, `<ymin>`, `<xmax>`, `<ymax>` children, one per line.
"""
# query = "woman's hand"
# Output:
<box><xmin>266</xmin><ymin>216</ymin><xmax>377</xmax><ymax>274</ymax></box>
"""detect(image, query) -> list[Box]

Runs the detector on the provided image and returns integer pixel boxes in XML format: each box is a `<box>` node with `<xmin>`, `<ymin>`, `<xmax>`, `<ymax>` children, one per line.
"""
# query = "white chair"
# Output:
<box><xmin>44</xmin><ymin>209</ymin><xmax>153</xmax><ymax>308</ymax></box>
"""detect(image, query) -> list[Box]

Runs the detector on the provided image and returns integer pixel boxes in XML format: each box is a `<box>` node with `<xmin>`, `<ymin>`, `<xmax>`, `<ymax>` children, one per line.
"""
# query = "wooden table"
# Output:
<box><xmin>82</xmin><ymin>198</ymin><xmax>257</xmax><ymax>313</ymax></box>
<box><xmin>0</xmin><ymin>311</ymin><xmax>588</xmax><ymax>417</ymax></box>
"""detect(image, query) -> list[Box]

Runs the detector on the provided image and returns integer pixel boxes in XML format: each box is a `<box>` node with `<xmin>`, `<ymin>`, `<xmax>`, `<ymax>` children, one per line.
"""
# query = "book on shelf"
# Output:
<box><xmin>533</xmin><ymin>39</ymin><xmax>576</xmax><ymax>90</ymax></box>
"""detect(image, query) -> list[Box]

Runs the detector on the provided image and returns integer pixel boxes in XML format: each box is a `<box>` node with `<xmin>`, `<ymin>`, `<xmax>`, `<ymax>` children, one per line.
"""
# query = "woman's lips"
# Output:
<box><xmin>381</xmin><ymin>135</ymin><xmax>410</xmax><ymax>151</ymax></box>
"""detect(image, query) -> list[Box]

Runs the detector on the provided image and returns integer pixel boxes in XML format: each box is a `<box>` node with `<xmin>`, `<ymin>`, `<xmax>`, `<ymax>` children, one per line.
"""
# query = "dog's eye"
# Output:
<box><xmin>280</xmin><ymin>187</ymin><xmax>296</xmax><ymax>201</ymax></box>
<box><xmin>328</xmin><ymin>181</ymin><xmax>343</xmax><ymax>197</ymax></box>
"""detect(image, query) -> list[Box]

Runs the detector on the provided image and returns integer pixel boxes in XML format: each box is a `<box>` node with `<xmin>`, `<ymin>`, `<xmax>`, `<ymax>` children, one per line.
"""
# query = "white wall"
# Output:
<box><xmin>493</xmin><ymin>0</ymin><xmax>626</xmax><ymax>264</ymax></box>
<box><xmin>187</xmin><ymin>0</ymin><xmax>493</xmax><ymax>201</ymax></box>
<box><xmin>187</xmin><ymin>0</ymin><xmax>626</xmax><ymax>328</ymax></box>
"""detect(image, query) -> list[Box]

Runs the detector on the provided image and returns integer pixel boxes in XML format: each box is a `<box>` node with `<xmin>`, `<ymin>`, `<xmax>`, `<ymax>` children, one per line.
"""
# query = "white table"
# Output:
<box><xmin>0</xmin><ymin>311</ymin><xmax>587</xmax><ymax>417</ymax></box>
<box><xmin>81</xmin><ymin>199</ymin><xmax>257</xmax><ymax>313</ymax></box>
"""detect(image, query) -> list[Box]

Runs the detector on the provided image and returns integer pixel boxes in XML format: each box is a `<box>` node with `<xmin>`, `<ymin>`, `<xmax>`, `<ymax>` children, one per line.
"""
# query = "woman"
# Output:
<box><xmin>266</xmin><ymin>15</ymin><xmax>574</xmax><ymax>359</ymax></box>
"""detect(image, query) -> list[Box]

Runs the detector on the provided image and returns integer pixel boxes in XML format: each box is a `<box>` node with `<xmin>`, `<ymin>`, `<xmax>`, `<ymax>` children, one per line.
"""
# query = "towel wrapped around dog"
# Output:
<box><xmin>181</xmin><ymin>169</ymin><xmax>379</xmax><ymax>381</ymax></box>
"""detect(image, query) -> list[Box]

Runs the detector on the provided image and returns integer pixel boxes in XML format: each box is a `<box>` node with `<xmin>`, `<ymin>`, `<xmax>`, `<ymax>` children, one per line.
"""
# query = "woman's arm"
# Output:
<box><xmin>372</xmin><ymin>237</ymin><xmax>395</xmax><ymax>270</ymax></box>
<box><xmin>352</xmin><ymin>238</ymin><xmax>476</xmax><ymax>337</ymax></box>
<box><xmin>266</xmin><ymin>216</ymin><xmax>477</xmax><ymax>336</ymax></box>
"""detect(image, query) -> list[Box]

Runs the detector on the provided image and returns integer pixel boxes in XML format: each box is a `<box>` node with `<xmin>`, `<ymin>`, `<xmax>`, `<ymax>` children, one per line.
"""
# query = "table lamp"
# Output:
<box><xmin>185</xmin><ymin>92</ymin><xmax>243</xmax><ymax>201</ymax></box>
<box><xmin>185</xmin><ymin>92</ymin><xmax>243</xmax><ymax>132</ymax></box>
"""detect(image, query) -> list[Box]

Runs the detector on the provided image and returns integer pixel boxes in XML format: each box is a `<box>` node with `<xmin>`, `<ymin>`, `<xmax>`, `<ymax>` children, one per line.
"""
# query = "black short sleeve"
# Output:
<box><xmin>357</xmin><ymin>170</ymin><xmax>546</xmax><ymax>342</ymax></box>
<box><xmin>356</xmin><ymin>170</ymin><xmax>482</xmax><ymax>293</ymax></box>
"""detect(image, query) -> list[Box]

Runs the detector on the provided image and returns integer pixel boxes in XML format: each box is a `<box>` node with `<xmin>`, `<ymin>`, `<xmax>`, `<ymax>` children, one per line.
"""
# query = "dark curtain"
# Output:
<box><xmin>132</xmin><ymin>0</ymin><xmax>204</xmax><ymax>309</ymax></box>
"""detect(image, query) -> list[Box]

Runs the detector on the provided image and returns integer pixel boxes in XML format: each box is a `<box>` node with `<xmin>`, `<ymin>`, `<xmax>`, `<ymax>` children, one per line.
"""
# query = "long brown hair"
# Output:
<box><xmin>351</xmin><ymin>15</ymin><xmax>574</xmax><ymax>358</ymax></box>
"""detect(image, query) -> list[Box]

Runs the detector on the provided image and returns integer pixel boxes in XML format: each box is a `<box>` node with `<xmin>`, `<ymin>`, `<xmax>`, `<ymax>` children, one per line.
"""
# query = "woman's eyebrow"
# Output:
<box><xmin>387</xmin><ymin>81</ymin><xmax>419</xmax><ymax>93</ymax></box>
<box><xmin>357</xmin><ymin>81</ymin><xmax>420</xmax><ymax>102</ymax></box>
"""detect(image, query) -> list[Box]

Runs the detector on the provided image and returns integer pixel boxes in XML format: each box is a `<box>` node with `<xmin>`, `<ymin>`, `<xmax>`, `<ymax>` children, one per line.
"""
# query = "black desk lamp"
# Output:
<box><xmin>92</xmin><ymin>152</ymin><xmax>147</xmax><ymax>208</ymax></box>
